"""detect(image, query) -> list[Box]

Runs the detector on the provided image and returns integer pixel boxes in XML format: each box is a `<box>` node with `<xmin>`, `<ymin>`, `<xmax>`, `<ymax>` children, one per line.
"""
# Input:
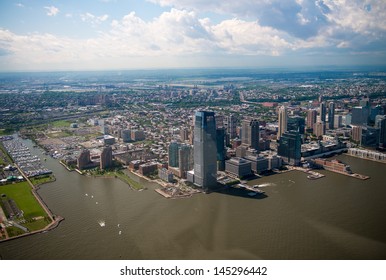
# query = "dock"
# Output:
<box><xmin>289</xmin><ymin>166</ymin><xmax>325</xmax><ymax>180</ymax></box>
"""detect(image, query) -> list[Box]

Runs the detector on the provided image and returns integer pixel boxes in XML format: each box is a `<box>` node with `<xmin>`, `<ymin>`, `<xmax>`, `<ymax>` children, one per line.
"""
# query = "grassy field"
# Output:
<box><xmin>0</xmin><ymin>182</ymin><xmax>50</xmax><ymax>230</ymax></box>
<box><xmin>114</xmin><ymin>171</ymin><xmax>143</xmax><ymax>190</ymax></box>
<box><xmin>88</xmin><ymin>168</ymin><xmax>144</xmax><ymax>190</ymax></box>
<box><xmin>30</xmin><ymin>174</ymin><xmax>55</xmax><ymax>187</ymax></box>
<box><xmin>50</xmin><ymin>120</ymin><xmax>73</xmax><ymax>128</ymax></box>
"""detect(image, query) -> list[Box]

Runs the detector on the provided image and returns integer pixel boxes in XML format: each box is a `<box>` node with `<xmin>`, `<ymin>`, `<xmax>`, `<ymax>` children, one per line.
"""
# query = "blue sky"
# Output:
<box><xmin>0</xmin><ymin>0</ymin><xmax>385</xmax><ymax>71</ymax></box>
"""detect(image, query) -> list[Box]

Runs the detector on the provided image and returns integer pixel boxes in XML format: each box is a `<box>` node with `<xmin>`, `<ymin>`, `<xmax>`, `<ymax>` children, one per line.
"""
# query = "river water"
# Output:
<box><xmin>0</xmin><ymin>139</ymin><xmax>385</xmax><ymax>259</ymax></box>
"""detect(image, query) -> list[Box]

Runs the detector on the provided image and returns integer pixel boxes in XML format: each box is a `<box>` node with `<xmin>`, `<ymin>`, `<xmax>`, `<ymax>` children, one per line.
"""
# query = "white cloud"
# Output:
<box><xmin>16</xmin><ymin>3</ymin><xmax>24</xmax><ymax>8</ymax></box>
<box><xmin>1</xmin><ymin>5</ymin><xmax>386</xmax><ymax>71</ymax></box>
<box><xmin>44</xmin><ymin>6</ymin><xmax>60</xmax><ymax>17</ymax></box>
<box><xmin>81</xmin><ymin>13</ymin><xmax>109</xmax><ymax>26</ymax></box>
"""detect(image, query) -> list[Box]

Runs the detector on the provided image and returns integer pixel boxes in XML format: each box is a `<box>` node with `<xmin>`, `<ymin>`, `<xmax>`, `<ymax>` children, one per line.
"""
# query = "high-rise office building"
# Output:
<box><xmin>328</xmin><ymin>102</ymin><xmax>335</xmax><ymax>129</ymax></box>
<box><xmin>277</xmin><ymin>131</ymin><xmax>301</xmax><ymax>166</ymax></box>
<box><xmin>241</xmin><ymin>119</ymin><xmax>259</xmax><ymax>150</ymax></box>
<box><xmin>226</xmin><ymin>114</ymin><xmax>237</xmax><ymax>139</ymax></box>
<box><xmin>193</xmin><ymin>111</ymin><xmax>217</xmax><ymax>190</ymax></box>
<box><xmin>288</xmin><ymin>116</ymin><xmax>305</xmax><ymax>134</ymax></box>
<box><xmin>320</xmin><ymin>102</ymin><xmax>326</xmax><ymax>123</ymax></box>
<box><xmin>375</xmin><ymin>116</ymin><xmax>386</xmax><ymax>148</ymax></box>
<box><xmin>334</xmin><ymin>115</ymin><xmax>343</xmax><ymax>128</ymax></box>
<box><xmin>168</xmin><ymin>141</ymin><xmax>180</xmax><ymax>168</ymax></box>
<box><xmin>313</xmin><ymin>121</ymin><xmax>325</xmax><ymax>138</ymax></box>
<box><xmin>361</xmin><ymin>126</ymin><xmax>380</xmax><ymax>148</ymax></box>
<box><xmin>100</xmin><ymin>146</ymin><xmax>113</xmax><ymax>170</ymax></box>
<box><xmin>179</xmin><ymin>144</ymin><xmax>194</xmax><ymax>179</ymax></box>
<box><xmin>216</xmin><ymin>127</ymin><xmax>226</xmax><ymax>171</ymax></box>
<box><xmin>351</xmin><ymin>106</ymin><xmax>369</xmax><ymax>125</ymax></box>
<box><xmin>306</xmin><ymin>109</ymin><xmax>317</xmax><ymax>129</ymax></box>
<box><xmin>277</xmin><ymin>106</ymin><xmax>287</xmax><ymax>140</ymax></box>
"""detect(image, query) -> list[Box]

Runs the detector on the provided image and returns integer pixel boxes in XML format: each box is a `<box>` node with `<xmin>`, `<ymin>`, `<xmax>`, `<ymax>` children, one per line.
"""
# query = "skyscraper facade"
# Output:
<box><xmin>277</xmin><ymin>106</ymin><xmax>287</xmax><ymax>140</ymax></box>
<box><xmin>306</xmin><ymin>109</ymin><xmax>317</xmax><ymax>129</ymax></box>
<box><xmin>226</xmin><ymin>114</ymin><xmax>237</xmax><ymax>140</ymax></box>
<box><xmin>320</xmin><ymin>102</ymin><xmax>326</xmax><ymax>123</ymax></box>
<box><xmin>77</xmin><ymin>149</ymin><xmax>91</xmax><ymax>170</ymax></box>
<box><xmin>193</xmin><ymin>111</ymin><xmax>218</xmax><ymax>190</ymax></box>
<box><xmin>313</xmin><ymin>121</ymin><xmax>326</xmax><ymax>138</ymax></box>
<box><xmin>277</xmin><ymin>131</ymin><xmax>301</xmax><ymax>166</ymax></box>
<box><xmin>216</xmin><ymin>127</ymin><xmax>226</xmax><ymax>171</ymax></box>
<box><xmin>178</xmin><ymin>144</ymin><xmax>194</xmax><ymax>179</ymax></box>
<box><xmin>100</xmin><ymin>146</ymin><xmax>113</xmax><ymax>170</ymax></box>
<box><xmin>168</xmin><ymin>141</ymin><xmax>180</xmax><ymax>168</ymax></box>
<box><xmin>328</xmin><ymin>102</ymin><xmax>335</xmax><ymax>129</ymax></box>
<box><xmin>241</xmin><ymin>119</ymin><xmax>259</xmax><ymax>150</ymax></box>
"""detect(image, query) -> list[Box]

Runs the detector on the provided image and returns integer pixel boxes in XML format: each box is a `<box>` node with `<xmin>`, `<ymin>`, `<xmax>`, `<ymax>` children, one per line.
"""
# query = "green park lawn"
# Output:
<box><xmin>30</xmin><ymin>174</ymin><xmax>55</xmax><ymax>187</ymax></box>
<box><xmin>50</xmin><ymin>120</ymin><xmax>73</xmax><ymax>128</ymax></box>
<box><xmin>0</xmin><ymin>181</ymin><xmax>50</xmax><ymax>228</ymax></box>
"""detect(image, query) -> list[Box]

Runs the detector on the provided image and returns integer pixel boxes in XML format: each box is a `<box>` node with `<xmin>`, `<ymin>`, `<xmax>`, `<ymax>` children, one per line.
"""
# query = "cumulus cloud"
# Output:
<box><xmin>1</xmin><ymin>4</ymin><xmax>386</xmax><ymax>70</ymax></box>
<box><xmin>44</xmin><ymin>6</ymin><xmax>59</xmax><ymax>17</ymax></box>
<box><xmin>148</xmin><ymin>0</ymin><xmax>386</xmax><ymax>41</ymax></box>
<box><xmin>81</xmin><ymin>13</ymin><xmax>109</xmax><ymax>26</ymax></box>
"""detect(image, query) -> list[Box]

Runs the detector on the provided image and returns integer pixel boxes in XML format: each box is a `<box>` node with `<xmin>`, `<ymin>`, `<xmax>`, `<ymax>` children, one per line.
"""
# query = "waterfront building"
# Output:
<box><xmin>348</xmin><ymin>148</ymin><xmax>386</xmax><ymax>162</ymax></box>
<box><xmin>277</xmin><ymin>131</ymin><xmax>301</xmax><ymax>166</ymax></box>
<box><xmin>225</xmin><ymin>157</ymin><xmax>252</xmax><ymax>178</ymax></box>
<box><xmin>277</xmin><ymin>106</ymin><xmax>288</xmax><ymax>140</ymax></box>
<box><xmin>77</xmin><ymin>149</ymin><xmax>91</xmax><ymax>170</ymax></box>
<box><xmin>313</xmin><ymin>121</ymin><xmax>326</xmax><ymax>138</ymax></box>
<box><xmin>168</xmin><ymin>141</ymin><xmax>180</xmax><ymax>168</ymax></box>
<box><xmin>100</xmin><ymin>146</ymin><xmax>113</xmax><ymax>170</ymax></box>
<box><xmin>159</xmin><ymin>168</ymin><xmax>174</xmax><ymax>183</ymax></box>
<box><xmin>216</xmin><ymin>127</ymin><xmax>226</xmax><ymax>171</ymax></box>
<box><xmin>268</xmin><ymin>154</ymin><xmax>283</xmax><ymax>170</ymax></box>
<box><xmin>244</xmin><ymin>155</ymin><xmax>269</xmax><ymax>174</ymax></box>
<box><xmin>320</xmin><ymin>102</ymin><xmax>326</xmax><ymax>123</ymax></box>
<box><xmin>375</xmin><ymin>116</ymin><xmax>386</xmax><ymax>148</ymax></box>
<box><xmin>361</xmin><ymin>126</ymin><xmax>380</xmax><ymax>148</ymax></box>
<box><xmin>328</xmin><ymin>102</ymin><xmax>335</xmax><ymax>129</ymax></box>
<box><xmin>178</xmin><ymin>144</ymin><xmax>194</xmax><ymax>179</ymax></box>
<box><xmin>138</xmin><ymin>162</ymin><xmax>158</xmax><ymax>176</ymax></box>
<box><xmin>241</xmin><ymin>119</ymin><xmax>259</xmax><ymax>150</ymax></box>
<box><xmin>306</xmin><ymin>109</ymin><xmax>317</xmax><ymax>129</ymax></box>
<box><xmin>192</xmin><ymin>111</ymin><xmax>218</xmax><ymax>190</ymax></box>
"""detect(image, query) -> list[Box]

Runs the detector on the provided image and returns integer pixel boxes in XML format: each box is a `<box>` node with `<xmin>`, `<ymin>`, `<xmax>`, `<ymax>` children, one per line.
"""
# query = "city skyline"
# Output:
<box><xmin>1</xmin><ymin>0</ymin><xmax>386</xmax><ymax>71</ymax></box>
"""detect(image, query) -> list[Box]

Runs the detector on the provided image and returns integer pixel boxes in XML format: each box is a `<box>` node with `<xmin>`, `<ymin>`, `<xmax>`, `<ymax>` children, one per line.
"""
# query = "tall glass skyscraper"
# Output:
<box><xmin>193</xmin><ymin>111</ymin><xmax>218</xmax><ymax>190</ymax></box>
<box><xmin>328</xmin><ymin>102</ymin><xmax>335</xmax><ymax>129</ymax></box>
<box><xmin>242</xmin><ymin>118</ymin><xmax>259</xmax><ymax>150</ymax></box>
<box><xmin>320</xmin><ymin>102</ymin><xmax>327</xmax><ymax>123</ymax></box>
<box><xmin>277</xmin><ymin>131</ymin><xmax>301</xmax><ymax>166</ymax></box>
<box><xmin>277</xmin><ymin>106</ymin><xmax>287</xmax><ymax>140</ymax></box>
